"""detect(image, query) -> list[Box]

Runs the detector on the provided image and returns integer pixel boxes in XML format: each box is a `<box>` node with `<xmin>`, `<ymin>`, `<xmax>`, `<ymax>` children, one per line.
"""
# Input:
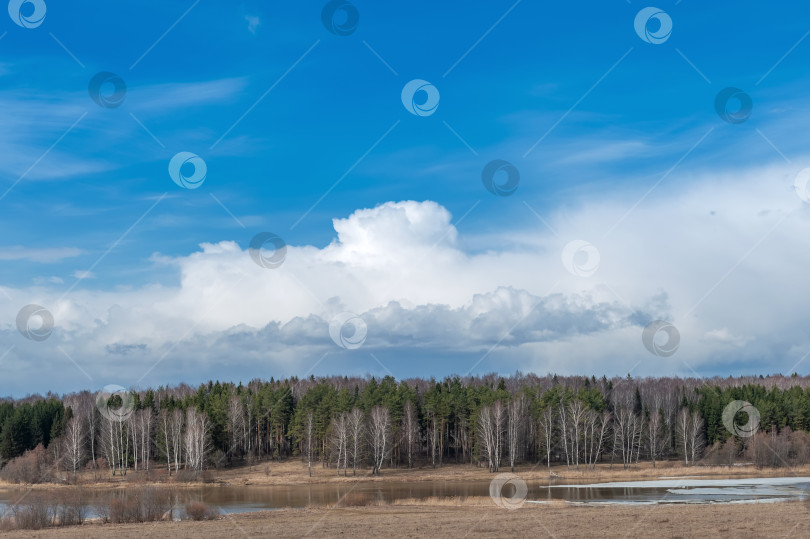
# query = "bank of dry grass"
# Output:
<box><xmin>4</xmin><ymin>459</ymin><xmax>810</xmax><ymax>491</ymax></box>
<box><xmin>191</xmin><ymin>459</ymin><xmax>810</xmax><ymax>487</ymax></box>
<box><xmin>0</xmin><ymin>499</ymin><xmax>807</xmax><ymax>538</ymax></box>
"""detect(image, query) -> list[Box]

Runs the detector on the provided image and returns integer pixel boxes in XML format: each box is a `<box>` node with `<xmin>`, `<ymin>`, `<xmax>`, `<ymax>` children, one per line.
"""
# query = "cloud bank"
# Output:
<box><xmin>3</xmin><ymin>162</ymin><xmax>810</xmax><ymax>394</ymax></box>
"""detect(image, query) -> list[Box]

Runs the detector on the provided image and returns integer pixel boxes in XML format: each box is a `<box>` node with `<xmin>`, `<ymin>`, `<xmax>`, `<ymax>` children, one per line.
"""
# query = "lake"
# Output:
<box><xmin>1</xmin><ymin>476</ymin><xmax>809</xmax><ymax>515</ymax></box>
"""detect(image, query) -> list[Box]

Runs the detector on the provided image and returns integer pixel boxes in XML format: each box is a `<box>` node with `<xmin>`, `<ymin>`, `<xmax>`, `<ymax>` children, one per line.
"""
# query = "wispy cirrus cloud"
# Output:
<box><xmin>0</xmin><ymin>77</ymin><xmax>249</xmax><ymax>184</ymax></box>
<box><xmin>0</xmin><ymin>246</ymin><xmax>83</xmax><ymax>263</ymax></box>
<box><xmin>245</xmin><ymin>15</ymin><xmax>260</xmax><ymax>35</ymax></box>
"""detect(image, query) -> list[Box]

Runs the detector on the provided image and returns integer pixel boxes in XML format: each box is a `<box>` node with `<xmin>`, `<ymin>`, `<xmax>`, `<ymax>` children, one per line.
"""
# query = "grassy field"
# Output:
<box><xmin>0</xmin><ymin>499</ymin><xmax>807</xmax><ymax>538</ymax></box>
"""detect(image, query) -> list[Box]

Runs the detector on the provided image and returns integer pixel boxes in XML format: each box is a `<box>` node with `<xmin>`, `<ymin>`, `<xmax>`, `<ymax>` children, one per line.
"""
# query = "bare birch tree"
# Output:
<box><xmin>62</xmin><ymin>415</ymin><xmax>85</xmax><ymax>476</ymax></box>
<box><xmin>369</xmin><ymin>405</ymin><xmax>390</xmax><ymax>475</ymax></box>
<box><xmin>492</xmin><ymin>401</ymin><xmax>505</xmax><ymax>472</ymax></box>
<box><xmin>583</xmin><ymin>409</ymin><xmax>597</xmax><ymax>467</ymax></box>
<box><xmin>402</xmin><ymin>401</ymin><xmax>418</xmax><ymax>469</ymax></box>
<box><xmin>566</xmin><ymin>400</ymin><xmax>586</xmax><ymax>469</ymax></box>
<box><xmin>157</xmin><ymin>409</ymin><xmax>172</xmax><ymax>474</ymax></box>
<box><xmin>615</xmin><ymin>406</ymin><xmax>642</xmax><ymax>469</ymax></box>
<box><xmin>170</xmin><ymin>409</ymin><xmax>184</xmax><ymax>474</ymax></box>
<box><xmin>101</xmin><ymin>412</ymin><xmax>128</xmax><ymax>476</ymax></box>
<box><xmin>347</xmin><ymin>407</ymin><xmax>363</xmax><ymax>475</ymax></box>
<box><xmin>590</xmin><ymin>412</ymin><xmax>611</xmax><ymax>469</ymax></box>
<box><xmin>127</xmin><ymin>409</ymin><xmax>153</xmax><ymax>473</ymax></box>
<box><xmin>676</xmin><ymin>408</ymin><xmax>692</xmax><ymax>465</ymax></box>
<box><xmin>305</xmin><ymin>412</ymin><xmax>314</xmax><ymax>477</ymax></box>
<box><xmin>538</xmin><ymin>407</ymin><xmax>555</xmax><ymax>470</ymax></box>
<box><xmin>331</xmin><ymin>413</ymin><xmax>348</xmax><ymax>476</ymax></box>
<box><xmin>426</xmin><ymin>411</ymin><xmax>439</xmax><ymax>468</ymax></box>
<box><xmin>646</xmin><ymin>409</ymin><xmax>666</xmax><ymax>468</ymax></box>
<box><xmin>688</xmin><ymin>410</ymin><xmax>705</xmax><ymax>465</ymax></box>
<box><xmin>478</xmin><ymin>402</ymin><xmax>505</xmax><ymax>472</ymax></box>
<box><xmin>507</xmin><ymin>396</ymin><xmax>526</xmax><ymax>472</ymax></box>
<box><xmin>478</xmin><ymin>405</ymin><xmax>495</xmax><ymax>471</ymax></box>
<box><xmin>558</xmin><ymin>399</ymin><xmax>571</xmax><ymax>469</ymax></box>
<box><xmin>227</xmin><ymin>395</ymin><xmax>246</xmax><ymax>460</ymax></box>
<box><xmin>184</xmin><ymin>407</ymin><xmax>210</xmax><ymax>473</ymax></box>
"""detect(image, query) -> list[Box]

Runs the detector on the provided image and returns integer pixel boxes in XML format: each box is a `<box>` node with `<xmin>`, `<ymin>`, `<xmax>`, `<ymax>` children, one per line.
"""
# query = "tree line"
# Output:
<box><xmin>3</xmin><ymin>372</ymin><xmax>810</xmax><ymax>479</ymax></box>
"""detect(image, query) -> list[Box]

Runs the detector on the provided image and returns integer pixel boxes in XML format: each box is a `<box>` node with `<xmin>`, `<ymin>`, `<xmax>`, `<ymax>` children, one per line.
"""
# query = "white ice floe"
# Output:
<box><xmin>543</xmin><ymin>476</ymin><xmax>810</xmax><ymax>506</ymax></box>
<box><xmin>557</xmin><ymin>477</ymin><xmax>810</xmax><ymax>489</ymax></box>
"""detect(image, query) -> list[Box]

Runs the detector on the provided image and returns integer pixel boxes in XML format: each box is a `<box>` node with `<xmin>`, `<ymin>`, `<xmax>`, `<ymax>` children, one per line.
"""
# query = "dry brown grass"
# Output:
<box><xmin>0</xmin><ymin>499</ymin><xmax>806</xmax><ymax>538</ymax></box>
<box><xmin>204</xmin><ymin>459</ymin><xmax>810</xmax><ymax>487</ymax></box>
<box><xmin>184</xmin><ymin>502</ymin><xmax>219</xmax><ymax>521</ymax></box>
<box><xmin>386</xmin><ymin>496</ymin><xmax>570</xmax><ymax>509</ymax></box>
<box><xmin>335</xmin><ymin>492</ymin><xmax>376</xmax><ymax>507</ymax></box>
<box><xmin>4</xmin><ymin>459</ymin><xmax>810</xmax><ymax>491</ymax></box>
<box><xmin>389</xmin><ymin>496</ymin><xmax>512</xmax><ymax>507</ymax></box>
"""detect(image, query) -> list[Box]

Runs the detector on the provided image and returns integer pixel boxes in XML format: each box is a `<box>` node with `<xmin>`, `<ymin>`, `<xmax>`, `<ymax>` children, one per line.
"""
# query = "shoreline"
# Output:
<box><xmin>3</xmin><ymin>460</ymin><xmax>810</xmax><ymax>491</ymax></box>
<box><xmin>0</xmin><ymin>460</ymin><xmax>810</xmax><ymax>490</ymax></box>
<box><xmin>3</xmin><ymin>465</ymin><xmax>808</xmax><ymax>537</ymax></box>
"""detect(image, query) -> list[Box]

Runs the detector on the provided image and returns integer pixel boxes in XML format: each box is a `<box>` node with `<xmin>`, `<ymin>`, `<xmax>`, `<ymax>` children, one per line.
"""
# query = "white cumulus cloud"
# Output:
<box><xmin>3</xmin><ymin>163</ymin><xmax>810</xmax><ymax>394</ymax></box>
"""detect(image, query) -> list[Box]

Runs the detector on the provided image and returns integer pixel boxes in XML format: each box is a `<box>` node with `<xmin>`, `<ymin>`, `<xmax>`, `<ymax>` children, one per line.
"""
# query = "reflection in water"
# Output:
<box><xmin>1</xmin><ymin>477</ymin><xmax>808</xmax><ymax>514</ymax></box>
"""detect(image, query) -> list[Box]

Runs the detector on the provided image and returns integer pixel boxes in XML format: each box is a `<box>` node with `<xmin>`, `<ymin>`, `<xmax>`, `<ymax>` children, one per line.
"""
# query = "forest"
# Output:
<box><xmin>2</xmin><ymin>372</ymin><xmax>810</xmax><ymax>481</ymax></box>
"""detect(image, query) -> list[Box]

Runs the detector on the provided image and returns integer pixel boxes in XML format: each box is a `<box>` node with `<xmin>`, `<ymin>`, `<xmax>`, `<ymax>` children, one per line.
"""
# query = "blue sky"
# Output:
<box><xmin>3</xmin><ymin>1</ymin><xmax>810</xmax><ymax>395</ymax></box>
